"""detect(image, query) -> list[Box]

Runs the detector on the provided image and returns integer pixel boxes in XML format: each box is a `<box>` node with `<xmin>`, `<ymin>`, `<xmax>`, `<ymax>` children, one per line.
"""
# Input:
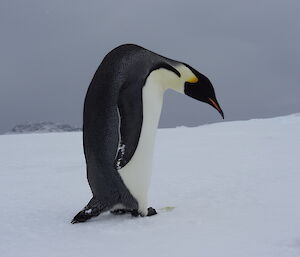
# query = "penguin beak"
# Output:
<box><xmin>208</xmin><ymin>97</ymin><xmax>224</xmax><ymax>119</ymax></box>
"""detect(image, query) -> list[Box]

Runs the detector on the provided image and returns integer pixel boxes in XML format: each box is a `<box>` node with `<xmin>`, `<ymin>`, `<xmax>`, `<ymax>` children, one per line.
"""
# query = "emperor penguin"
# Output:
<box><xmin>71</xmin><ymin>44</ymin><xmax>224</xmax><ymax>223</ymax></box>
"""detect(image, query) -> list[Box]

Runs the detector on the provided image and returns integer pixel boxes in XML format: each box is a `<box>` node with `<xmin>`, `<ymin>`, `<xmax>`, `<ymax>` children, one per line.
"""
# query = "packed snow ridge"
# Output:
<box><xmin>0</xmin><ymin>114</ymin><xmax>300</xmax><ymax>257</ymax></box>
<box><xmin>7</xmin><ymin>121</ymin><xmax>82</xmax><ymax>134</ymax></box>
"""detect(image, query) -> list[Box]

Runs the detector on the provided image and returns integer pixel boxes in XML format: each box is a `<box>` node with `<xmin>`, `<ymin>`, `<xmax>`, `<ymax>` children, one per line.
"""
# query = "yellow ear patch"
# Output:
<box><xmin>187</xmin><ymin>76</ymin><xmax>198</xmax><ymax>83</ymax></box>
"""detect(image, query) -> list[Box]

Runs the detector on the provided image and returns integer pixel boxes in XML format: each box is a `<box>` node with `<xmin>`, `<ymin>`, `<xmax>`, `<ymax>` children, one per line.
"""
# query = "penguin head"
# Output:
<box><xmin>182</xmin><ymin>64</ymin><xmax>224</xmax><ymax>119</ymax></box>
<box><xmin>149</xmin><ymin>61</ymin><xmax>224</xmax><ymax>119</ymax></box>
<box><xmin>164</xmin><ymin>63</ymin><xmax>224</xmax><ymax>119</ymax></box>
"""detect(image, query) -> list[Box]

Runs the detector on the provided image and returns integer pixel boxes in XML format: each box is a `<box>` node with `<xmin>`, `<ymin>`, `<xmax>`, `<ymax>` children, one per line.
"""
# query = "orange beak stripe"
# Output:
<box><xmin>208</xmin><ymin>98</ymin><xmax>222</xmax><ymax>113</ymax></box>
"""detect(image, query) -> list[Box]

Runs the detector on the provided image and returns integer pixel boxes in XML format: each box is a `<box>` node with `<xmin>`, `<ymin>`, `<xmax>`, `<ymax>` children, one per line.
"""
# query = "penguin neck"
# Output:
<box><xmin>142</xmin><ymin>72</ymin><xmax>166</xmax><ymax>131</ymax></box>
<box><xmin>142</xmin><ymin>68</ymin><xmax>183</xmax><ymax>130</ymax></box>
<box><xmin>147</xmin><ymin>66</ymin><xmax>185</xmax><ymax>94</ymax></box>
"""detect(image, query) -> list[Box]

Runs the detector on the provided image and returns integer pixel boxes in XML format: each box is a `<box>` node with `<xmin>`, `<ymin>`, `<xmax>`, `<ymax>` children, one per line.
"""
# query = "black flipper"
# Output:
<box><xmin>114</xmin><ymin>60</ymin><xmax>182</xmax><ymax>170</ymax></box>
<box><xmin>115</xmin><ymin>85</ymin><xmax>143</xmax><ymax>170</ymax></box>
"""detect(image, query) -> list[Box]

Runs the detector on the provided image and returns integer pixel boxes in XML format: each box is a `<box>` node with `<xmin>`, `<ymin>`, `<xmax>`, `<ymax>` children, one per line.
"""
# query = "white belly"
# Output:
<box><xmin>118</xmin><ymin>73</ymin><xmax>164</xmax><ymax>215</ymax></box>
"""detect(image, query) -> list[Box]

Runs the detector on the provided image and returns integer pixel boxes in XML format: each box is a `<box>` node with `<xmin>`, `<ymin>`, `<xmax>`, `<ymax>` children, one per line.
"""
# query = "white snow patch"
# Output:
<box><xmin>0</xmin><ymin>114</ymin><xmax>300</xmax><ymax>257</ymax></box>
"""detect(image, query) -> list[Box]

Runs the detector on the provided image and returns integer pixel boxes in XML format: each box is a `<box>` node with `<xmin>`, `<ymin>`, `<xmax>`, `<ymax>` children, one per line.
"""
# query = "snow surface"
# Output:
<box><xmin>1</xmin><ymin>114</ymin><xmax>300</xmax><ymax>257</ymax></box>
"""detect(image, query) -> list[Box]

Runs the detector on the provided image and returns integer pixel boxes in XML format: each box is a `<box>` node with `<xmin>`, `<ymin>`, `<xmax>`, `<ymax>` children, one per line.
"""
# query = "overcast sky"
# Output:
<box><xmin>0</xmin><ymin>0</ymin><xmax>299</xmax><ymax>133</ymax></box>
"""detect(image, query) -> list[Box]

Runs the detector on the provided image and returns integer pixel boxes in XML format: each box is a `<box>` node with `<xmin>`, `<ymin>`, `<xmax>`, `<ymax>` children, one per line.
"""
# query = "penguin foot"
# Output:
<box><xmin>147</xmin><ymin>207</ymin><xmax>157</xmax><ymax>216</ymax></box>
<box><xmin>110</xmin><ymin>207</ymin><xmax>157</xmax><ymax>218</ymax></box>
<box><xmin>110</xmin><ymin>209</ymin><xmax>131</xmax><ymax>215</ymax></box>
<box><xmin>130</xmin><ymin>209</ymin><xmax>140</xmax><ymax>217</ymax></box>
<box><xmin>110</xmin><ymin>207</ymin><xmax>157</xmax><ymax>217</ymax></box>
<box><xmin>130</xmin><ymin>207</ymin><xmax>157</xmax><ymax>217</ymax></box>
<box><xmin>71</xmin><ymin>207</ymin><xmax>101</xmax><ymax>224</ymax></box>
<box><xmin>110</xmin><ymin>209</ymin><xmax>140</xmax><ymax>216</ymax></box>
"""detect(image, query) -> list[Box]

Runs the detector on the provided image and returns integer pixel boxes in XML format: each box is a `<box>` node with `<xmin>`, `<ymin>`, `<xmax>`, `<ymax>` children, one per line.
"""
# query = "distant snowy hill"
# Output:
<box><xmin>0</xmin><ymin>114</ymin><xmax>300</xmax><ymax>257</ymax></box>
<box><xmin>7</xmin><ymin>122</ymin><xmax>81</xmax><ymax>134</ymax></box>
